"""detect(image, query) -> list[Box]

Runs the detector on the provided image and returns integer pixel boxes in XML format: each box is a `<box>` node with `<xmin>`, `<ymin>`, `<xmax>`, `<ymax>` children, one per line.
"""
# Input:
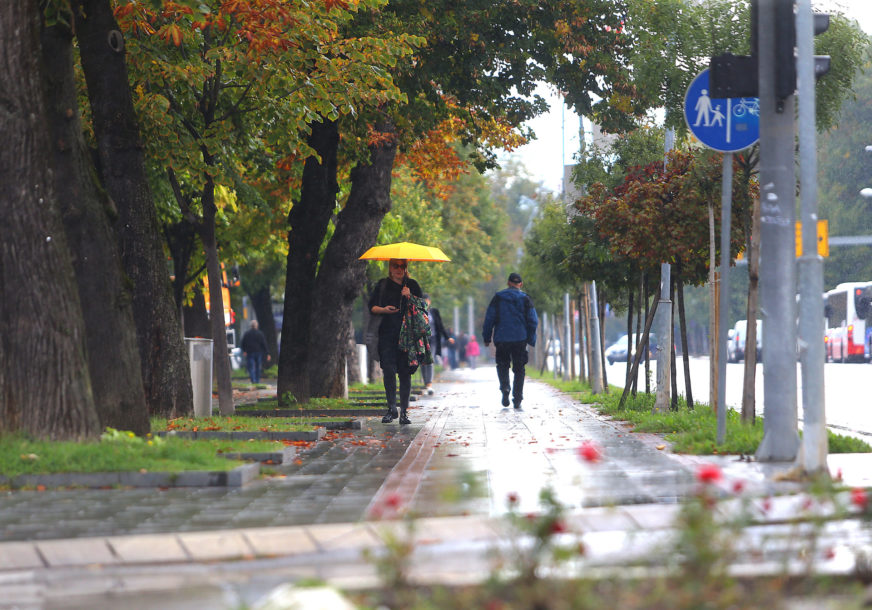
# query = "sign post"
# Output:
<box><xmin>684</xmin><ymin>68</ymin><xmax>759</xmax><ymax>445</ymax></box>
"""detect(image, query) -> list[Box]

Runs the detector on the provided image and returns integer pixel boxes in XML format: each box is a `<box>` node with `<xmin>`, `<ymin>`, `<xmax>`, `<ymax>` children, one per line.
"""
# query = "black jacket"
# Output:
<box><xmin>430</xmin><ymin>307</ymin><xmax>451</xmax><ymax>356</ymax></box>
<box><xmin>241</xmin><ymin>328</ymin><xmax>268</xmax><ymax>355</ymax></box>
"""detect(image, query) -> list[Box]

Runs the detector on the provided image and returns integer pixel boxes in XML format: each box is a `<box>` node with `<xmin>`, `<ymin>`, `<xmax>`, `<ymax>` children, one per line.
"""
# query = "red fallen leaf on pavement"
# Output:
<box><xmin>445</xmin><ymin>453</ymin><xmax>459</xmax><ymax>457</ymax></box>
<box><xmin>577</xmin><ymin>442</ymin><xmax>602</xmax><ymax>463</ymax></box>
<box><xmin>384</xmin><ymin>492</ymin><xmax>403</xmax><ymax>508</ymax></box>
<box><xmin>36</xmin><ymin>485</ymin><xmax>46</xmax><ymax>492</ymax></box>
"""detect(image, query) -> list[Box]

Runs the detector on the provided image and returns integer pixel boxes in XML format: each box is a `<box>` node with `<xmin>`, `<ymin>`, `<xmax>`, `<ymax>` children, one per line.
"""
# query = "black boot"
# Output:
<box><xmin>497</xmin><ymin>367</ymin><xmax>511</xmax><ymax>407</ymax></box>
<box><xmin>512</xmin><ymin>371</ymin><xmax>525</xmax><ymax>409</ymax></box>
<box><xmin>399</xmin><ymin>407</ymin><xmax>411</xmax><ymax>425</ymax></box>
<box><xmin>382</xmin><ymin>405</ymin><xmax>398</xmax><ymax>423</ymax></box>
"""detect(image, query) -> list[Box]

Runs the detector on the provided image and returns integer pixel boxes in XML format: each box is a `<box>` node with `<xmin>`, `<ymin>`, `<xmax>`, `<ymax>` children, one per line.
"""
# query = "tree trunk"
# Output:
<box><xmin>183</xmin><ymin>289</ymin><xmax>212</xmax><ymax>338</ymax></box>
<box><xmin>742</xmin><ymin>196</ymin><xmax>762</xmax><ymax>423</ymax></box>
<box><xmin>347</xmin><ymin>319</ymin><xmax>362</xmax><ymax>386</ymax></box>
<box><xmin>708</xmin><ymin>202</ymin><xmax>717</xmax><ymax>412</ymax></box>
<box><xmin>309</xmin><ymin>120</ymin><xmax>398</xmax><ymax>397</ymax></box>
<box><xmin>278</xmin><ymin>119</ymin><xmax>340</xmax><ymax>404</ymax></box>
<box><xmin>0</xmin><ymin>0</ymin><xmax>100</xmax><ymax>439</ymax></box>
<box><xmin>250</xmin><ymin>284</ymin><xmax>279</xmax><ymax>362</ymax></box>
<box><xmin>625</xmin><ymin>288</ymin><xmax>634</xmax><ymax>390</ymax></box>
<box><xmin>619</xmin><ymin>285</ymin><xmax>660</xmax><ymax>410</ymax></box>
<box><xmin>41</xmin><ymin>20</ymin><xmax>149</xmax><ymax>434</ymax></box>
<box><xmin>165</xmin><ymin>219</ymin><xmax>199</xmax><ymax>313</ymax></box>
<box><xmin>633</xmin><ymin>282</ymin><xmax>642</xmax><ymax>395</ymax></box>
<box><xmin>74</xmin><ymin>0</ymin><xmax>192</xmax><ymax>417</ymax></box>
<box><xmin>199</xmin><ymin>180</ymin><xmax>233</xmax><ymax>415</ymax></box>
<box><xmin>643</xmin><ymin>274</ymin><xmax>650</xmax><ymax>394</ymax></box>
<box><xmin>676</xmin><ymin>263</ymin><xmax>694</xmax><ymax>409</ymax></box>
<box><xmin>670</xmin><ymin>273</ymin><xmax>679</xmax><ymax>410</ymax></box>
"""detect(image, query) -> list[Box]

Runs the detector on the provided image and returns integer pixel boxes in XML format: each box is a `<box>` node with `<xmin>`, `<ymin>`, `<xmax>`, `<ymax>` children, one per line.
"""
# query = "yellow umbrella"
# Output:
<box><xmin>359</xmin><ymin>241</ymin><xmax>451</xmax><ymax>262</ymax></box>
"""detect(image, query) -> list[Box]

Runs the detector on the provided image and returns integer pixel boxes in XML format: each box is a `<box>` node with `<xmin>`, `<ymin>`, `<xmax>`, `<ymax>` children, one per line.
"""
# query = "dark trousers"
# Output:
<box><xmin>379</xmin><ymin>342</ymin><xmax>418</xmax><ymax>414</ymax></box>
<box><xmin>246</xmin><ymin>352</ymin><xmax>263</xmax><ymax>383</ymax></box>
<box><xmin>495</xmin><ymin>341</ymin><xmax>528</xmax><ymax>403</ymax></box>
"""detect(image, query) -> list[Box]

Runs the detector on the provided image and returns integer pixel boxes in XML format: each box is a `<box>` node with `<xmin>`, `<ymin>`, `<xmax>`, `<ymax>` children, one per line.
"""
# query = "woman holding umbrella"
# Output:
<box><xmin>368</xmin><ymin>258</ymin><xmax>423</xmax><ymax>424</ymax></box>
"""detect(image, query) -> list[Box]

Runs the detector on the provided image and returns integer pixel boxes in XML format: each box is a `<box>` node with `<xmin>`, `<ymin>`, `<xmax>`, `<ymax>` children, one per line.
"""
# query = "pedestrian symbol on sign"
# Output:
<box><xmin>684</xmin><ymin>69</ymin><xmax>759</xmax><ymax>153</ymax></box>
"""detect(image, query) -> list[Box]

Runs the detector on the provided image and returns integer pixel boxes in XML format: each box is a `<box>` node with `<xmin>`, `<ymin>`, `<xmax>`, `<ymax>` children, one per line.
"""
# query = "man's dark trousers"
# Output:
<box><xmin>495</xmin><ymin>340</ymin><xmax>528</xmax><ymax>406</ymax></box>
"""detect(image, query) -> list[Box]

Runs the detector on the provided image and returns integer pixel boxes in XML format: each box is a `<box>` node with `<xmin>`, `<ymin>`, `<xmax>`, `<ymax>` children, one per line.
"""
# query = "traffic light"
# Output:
<box><xmin>709</xmin><ymin>0</ymin><xmax>758</xmax><ymax>98</ymax></box>
<box><xmin>709</xmin><ymin>53</ymin><xmax>758</xmax><ymax>98</ymax></box>
<box><xmin>774</xmin><ymin>0</ymin><xmax>831</xmax><ymax>108</ymax></box>
<box><xmin>709</xmin><ymin>0</ymin><xmax>830</xmax><ymax>106</ymax></box>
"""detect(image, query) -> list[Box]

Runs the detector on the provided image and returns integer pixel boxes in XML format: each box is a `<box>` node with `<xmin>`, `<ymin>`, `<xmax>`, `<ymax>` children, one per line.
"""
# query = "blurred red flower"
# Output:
<box><xmin>696</xmin><ymin>463</ymin><xmax>722</xmax><ymax>484</ymax></box>
<box><xmin>851</xmin><ymin>487</ymin><xmax>868</xmax><ymax>510</ymax></box>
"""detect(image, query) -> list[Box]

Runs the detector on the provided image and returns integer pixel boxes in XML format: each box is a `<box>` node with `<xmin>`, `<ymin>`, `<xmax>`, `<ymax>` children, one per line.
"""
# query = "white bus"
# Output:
<box><xmin>824</xmin><ymin>281</ymin><xmax>872</xmax><ymax>363</ymax></box>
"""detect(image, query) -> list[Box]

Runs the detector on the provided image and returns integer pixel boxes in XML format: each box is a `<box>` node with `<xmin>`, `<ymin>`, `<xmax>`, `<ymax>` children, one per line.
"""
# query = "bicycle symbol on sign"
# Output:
<box><xmin>732</xmin><ymin>97</ymin><xmax>759</xmax><ymax>118</ymax></box>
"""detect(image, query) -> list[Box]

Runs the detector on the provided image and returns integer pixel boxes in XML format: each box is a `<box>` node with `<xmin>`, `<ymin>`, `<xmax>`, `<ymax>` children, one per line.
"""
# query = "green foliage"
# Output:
<box><xmin>625</xmin><ymin>0</ymin><xmax>869</xmax><ymax>136</ymax></box>
<box><xmin>364</xmin><ymin>158</ymin><xmax>512</xmax><ymax>308</ymax></box>
<box><xmin>531</xmin><ymin>370</ymin><xmax>871</xmax><ymax>456</ymax></box>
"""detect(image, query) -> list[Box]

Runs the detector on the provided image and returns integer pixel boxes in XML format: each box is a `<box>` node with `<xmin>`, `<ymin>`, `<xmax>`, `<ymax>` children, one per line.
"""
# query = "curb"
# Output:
<box><xmin>156</xmin><ymin>428</ymin><xmax>325</xmax><ymax>441</ymax></box>
<box><xmin>219</xmin><ymin>445</ymin><xmax>296</xmax><ymax>464</ymax></box>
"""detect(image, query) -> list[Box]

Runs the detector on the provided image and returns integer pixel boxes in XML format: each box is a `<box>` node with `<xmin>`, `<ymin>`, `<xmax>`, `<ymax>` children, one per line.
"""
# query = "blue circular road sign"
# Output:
<box><xmin>684</xmin><ymin>68</ymin><xmax>759</xmax><ymax>153</ymax></box>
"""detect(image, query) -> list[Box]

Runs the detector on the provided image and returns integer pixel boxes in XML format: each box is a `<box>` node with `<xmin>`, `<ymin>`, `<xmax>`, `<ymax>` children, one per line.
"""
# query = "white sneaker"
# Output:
<box><xmin>427</xmin><ymin>388</ymin><xmax>435</xmax><ymax>396</ymax></box>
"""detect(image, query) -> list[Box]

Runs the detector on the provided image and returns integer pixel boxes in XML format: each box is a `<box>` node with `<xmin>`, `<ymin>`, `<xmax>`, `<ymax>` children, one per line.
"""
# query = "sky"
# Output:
<box><xmin>502</xmin><ymin>1</ymin><xmax>872</xmax><ymax>194</ymax></box>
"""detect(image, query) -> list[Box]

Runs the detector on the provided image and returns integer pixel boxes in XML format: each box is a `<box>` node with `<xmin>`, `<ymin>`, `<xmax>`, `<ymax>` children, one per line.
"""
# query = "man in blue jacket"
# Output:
<box><xmin>482</xmin><ymin>272</ymin><xmax>539</xmax><ymax>409</ymax></box>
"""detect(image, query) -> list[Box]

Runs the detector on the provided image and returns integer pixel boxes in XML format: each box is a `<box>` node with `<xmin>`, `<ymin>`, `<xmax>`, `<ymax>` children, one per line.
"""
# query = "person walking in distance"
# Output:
<box><xmin>241</xmin><ymin>320</ymin><xmax>270</xmax><ymax>384</ymax></box>
<box><xmin>420</xmin><ymin>294</ymin><xmax>453</xmax><ymax>395</ymax></box>
<box><xmin>465</xmin><ymin>335</ymin><xmax>480</xmax><ymax>369</ymax></box>
<box><xmin>482</xmin><ymin>273</ymin><xmax>538</xmax><ymax>409</ymax></box>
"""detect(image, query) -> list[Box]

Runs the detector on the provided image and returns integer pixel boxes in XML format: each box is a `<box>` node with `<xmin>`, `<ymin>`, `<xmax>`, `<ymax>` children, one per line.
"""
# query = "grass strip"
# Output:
<box><xmin>0</xmin><ymin>435</ymin><xmax>284</xmax><ymax>478</ymax></box>
<box><xmin>152</xmin><ymin>416</ymin><xmax>323</xmax><ymax>432</ymax></box>
<box><xmin>242</xmin><ymin>396</ymin><xmax>386</xmax><ymax>410</ymax></box>
<box><xmin>529</xmin><ymin>370</ymin><xmax>871</xmax><ymax>455</ymax></box>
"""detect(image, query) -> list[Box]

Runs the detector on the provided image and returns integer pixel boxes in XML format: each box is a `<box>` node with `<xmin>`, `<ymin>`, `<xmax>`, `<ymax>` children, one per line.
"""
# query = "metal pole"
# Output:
<box><xmin>563</xmin><ymin>293</ymin><xmax>571</xmax><ymax>381</ymax></box>
<box><xmin>589</xmin><ymin>282</ymin><xmax>604</xmax><ymax>394</ymax></box>
<box><xmin>717</xmin><ymin>154</ymin><xmax>733</xmax><ymax>444</ymax></box>
<box><xmin>453</xmin><ymin>305</ymin><xmax>460</xmax><ymax>336</ymax></box>
<box><xmin>654</xmin><ymin>129</ymin><xmax>675</xmax><ymax>412</ymax></box>
<box><xmin>467</xmin><ymin>296</ymin><xmax>474</xmax><ymax>338</ymax></box>
<box><xmin>756</xmin><ymin>0</ymin><xmax>800</xmax><ymax>461</ymax></box>
<box><xmin>796</xmin><ymin>0</ymin><xmax>827</xmax><ymax>472</ymax></box>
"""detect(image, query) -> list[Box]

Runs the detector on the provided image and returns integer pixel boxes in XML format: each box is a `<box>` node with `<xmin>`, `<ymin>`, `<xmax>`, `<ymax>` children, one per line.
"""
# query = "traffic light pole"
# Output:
<box><xmin>756</xmin><ymin>0</ymin><xmax>800</xmax><ymax>461</ymax></box>
<box><xmin>796</xmin><ymin>0</ymin><xmax>827</xmax><ymax>472</ymax></box>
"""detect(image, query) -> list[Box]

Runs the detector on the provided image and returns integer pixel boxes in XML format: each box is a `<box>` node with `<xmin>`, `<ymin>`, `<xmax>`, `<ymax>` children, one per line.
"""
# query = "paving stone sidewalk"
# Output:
<box><xmin>3</xmin><ymin>366</ymin><xmax>872</xmax><ymax>609</ymax></box>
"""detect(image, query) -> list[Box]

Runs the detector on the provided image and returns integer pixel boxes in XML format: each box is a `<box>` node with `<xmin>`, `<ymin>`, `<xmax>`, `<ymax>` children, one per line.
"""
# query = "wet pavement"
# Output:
<box><xmin>1</xmin><ymin>366</ymin><xmax>872</xmax><ymax>608</ymax></box>
<box><xmin>0</xmin><ymin>367</ymin><xmax>700</xmax><ymax>542</ymax></box>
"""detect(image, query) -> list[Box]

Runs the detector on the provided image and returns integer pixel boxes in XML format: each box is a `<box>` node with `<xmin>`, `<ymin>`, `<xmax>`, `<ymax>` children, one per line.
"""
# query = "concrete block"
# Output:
<box><xmin>243</xmin><ymin>526</ymin><xmax>318</xmax><ymax>557</ymax></box>
<box><xmin>36</xmin><ymin>538</ymin><xmax>118</xmax><ymax>567</ymax></box>
<box><xmin>0</xmin><ymin>542</ymin><xmax>44</xmax><ymax>569</ymax></box>
<box><xmin>306</xmin><ymin>523</ymin><xmax>381</xmax><ymax>552</ymax></box>
<box><xmin>177</xmin><ymin>531</ymin><xmax>254</xmax><ymax>561</ymax></box>
<box><xmin>108</xmin><ymin>534</ymin><xmax>189</xmax><ymax>563</ymax></box>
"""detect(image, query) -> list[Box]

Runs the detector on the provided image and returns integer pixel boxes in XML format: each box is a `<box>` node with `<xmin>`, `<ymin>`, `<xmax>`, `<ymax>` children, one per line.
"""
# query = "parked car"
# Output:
<box><xmin>605</xmin><ymin>333</ymin><xmax>657</xmax><ymax>365</ymax></box>
<box><xmin>727</xmin><ymin>319</ymin><xmax>762</xmax><ymax>363</ymax></box>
